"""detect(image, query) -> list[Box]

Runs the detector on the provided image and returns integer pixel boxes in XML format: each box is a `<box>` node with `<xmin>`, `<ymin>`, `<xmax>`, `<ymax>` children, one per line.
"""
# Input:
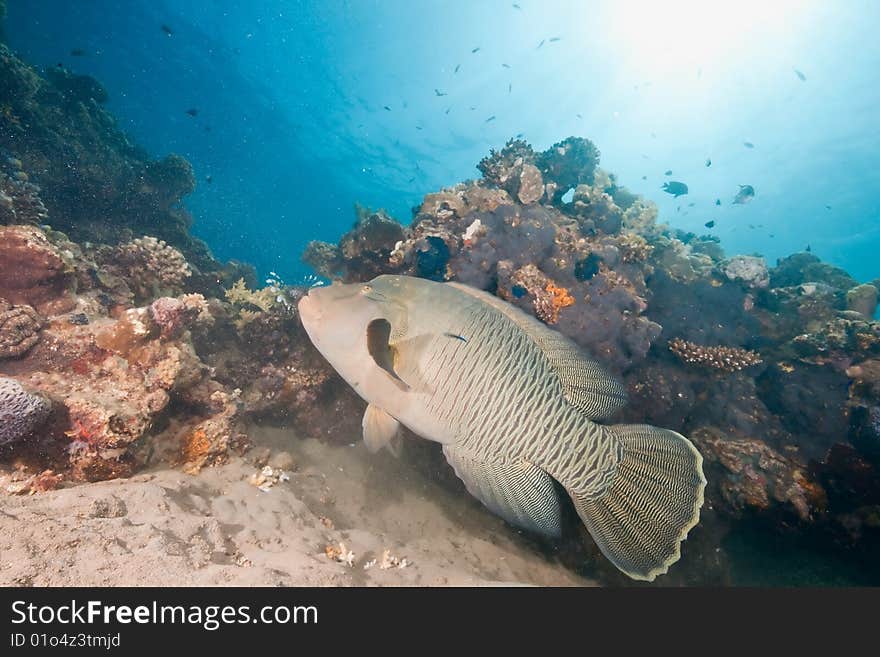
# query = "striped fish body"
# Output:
<box><xmin>298</xmin><ymin>275</ymin><xmax>706</xmax><ymax>581</ymax></box>
<box><xmin>390</xmin><ymin>281</ymin><xmax>621</xmax><ymax>500</ymax></box>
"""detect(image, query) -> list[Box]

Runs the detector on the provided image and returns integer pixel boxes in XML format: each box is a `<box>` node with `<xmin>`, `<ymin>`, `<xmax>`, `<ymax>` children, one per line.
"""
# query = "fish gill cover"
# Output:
<box><xmin>0</xmin><ymin>1</ymin><xmax>879</xmax><ymax>586</ymax></box>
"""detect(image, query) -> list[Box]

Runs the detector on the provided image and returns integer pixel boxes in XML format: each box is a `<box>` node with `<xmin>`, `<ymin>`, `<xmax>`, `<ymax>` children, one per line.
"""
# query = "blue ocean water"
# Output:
<box><xmin>6</xmin><ymin>0</ymin><xmax>880</xmax><ymax>283</ymax></box>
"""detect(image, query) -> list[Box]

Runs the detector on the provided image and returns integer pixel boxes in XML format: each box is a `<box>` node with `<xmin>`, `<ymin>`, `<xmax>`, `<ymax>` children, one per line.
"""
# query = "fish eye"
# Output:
<box><xmin>362</xmin><ymin>284</ymin><xmax>372</xmax><ymax>293</ymax></box>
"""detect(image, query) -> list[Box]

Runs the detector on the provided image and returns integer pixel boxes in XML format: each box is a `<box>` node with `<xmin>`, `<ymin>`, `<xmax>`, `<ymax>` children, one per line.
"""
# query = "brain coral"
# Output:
<box><xmin>0</xmin><ymin>376</ymin><xmax>51</xmax><ymax>446</ymax></box>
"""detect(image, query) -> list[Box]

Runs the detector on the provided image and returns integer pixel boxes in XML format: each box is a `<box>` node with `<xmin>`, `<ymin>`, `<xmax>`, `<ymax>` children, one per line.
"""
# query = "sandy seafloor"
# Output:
<box><xmin>0</xmin><ymin>425</ymin><xmax>593</xmax><ymax>587</ymax></box>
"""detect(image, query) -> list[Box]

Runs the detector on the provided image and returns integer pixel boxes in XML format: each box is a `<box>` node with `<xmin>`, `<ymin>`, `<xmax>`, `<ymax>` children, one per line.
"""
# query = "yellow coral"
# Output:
<box><xmin>225</xmin><ymin>278</ymin><xmax>277</xmax><ymax>313</ymax></box>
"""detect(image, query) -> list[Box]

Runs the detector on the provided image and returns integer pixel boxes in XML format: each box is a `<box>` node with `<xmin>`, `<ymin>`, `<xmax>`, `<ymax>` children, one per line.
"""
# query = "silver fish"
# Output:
<box><xmin>299</xmin><ymin>275</ymin><xmax>706</xmax><ymax>581</ymax></box>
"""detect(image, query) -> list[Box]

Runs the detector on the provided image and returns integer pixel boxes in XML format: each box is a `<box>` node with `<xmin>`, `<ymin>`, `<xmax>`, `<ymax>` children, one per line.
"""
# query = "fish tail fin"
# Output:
<box><xmin>566</xmin><ymin>424</ymin><xmax>706</xmax><ymax>581</ymax></box>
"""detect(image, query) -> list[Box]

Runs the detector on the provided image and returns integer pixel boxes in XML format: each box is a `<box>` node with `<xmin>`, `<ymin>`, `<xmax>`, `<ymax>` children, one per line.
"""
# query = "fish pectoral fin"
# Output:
<box><xmin>362</xmin><ymin>404</ymin><xmax>402</xmax><ymax>455</ymax></box>
<box><xmin>442</xmin><ymin>445</ymin><xmax>562</xmax><ymax>537</ymax></box>
<box><xmin>389</xmin><ymin>333</ymin><xmax>438</xmax><ymax>393</ymax></box>
<box><xmin>366</xmin><ymin>318</ymin><xmax>409</xmax><ymax>390</ymax></box>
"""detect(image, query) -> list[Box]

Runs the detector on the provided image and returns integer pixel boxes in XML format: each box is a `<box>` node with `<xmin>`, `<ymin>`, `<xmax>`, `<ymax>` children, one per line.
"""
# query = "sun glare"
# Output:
<box><xmin>605</xmin><ymin>0</ymin><xmax>803</xmax><ymax>77</ymax></box>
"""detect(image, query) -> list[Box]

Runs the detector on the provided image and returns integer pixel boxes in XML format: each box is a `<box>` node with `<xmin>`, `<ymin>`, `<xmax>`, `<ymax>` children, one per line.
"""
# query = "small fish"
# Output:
<box><xmin>515</xmin><ymin>132</ymin><xmax>524</xmax><ymax>139</ymax></box>
<box><xmin>445</xmin><ymin>107</ymin><xmax>451</xmax><ymax>114</ymax></box>
<box><xmin>469</xmin><ymin>106</ymin><xmax>477</xmax><ymax>111</ymax></box>
<box><xmin>205</xmin><ymin>175</ymin><xmax>213</xmax><ymax>184</ymax></box>
<box><xmin>576</xmin><ymin>113</ymin><xmax>582</xmax><ymax>119</ymax></box>
<box><xmin>384</xmin><ymin>105</ymin><xmax>392</xmax><ymax>111</ymax></box>
<box><xmin>794</xmin><ymin>68</ymin><xmax>806</xmax><ymax>81</ymax></box>
<box><xmin>161</xmin><ymin>24</ymin><xmax>174</xmax><ymax>36</ymax></box>
<box><xmin>454</xmin><ymin>64</ymin><xmax>461</xmax><ymax>73</ymax></box>
<box><xmin>434</xmin><ymin>88</ymin><xmax>447</xmax><ymax>97</ymax></box>
<box><xmin>70</xmin><ymin>48</ymin><xmax>87</xmax><ymax>57</ymax></box>
<box><xmin>715</xmin><ymin>199</ymin><xmax>721</xmax><ymax>206</ymax></box>
<box><xmin>806</xmin><ymin>244</ymin><xmax>812</xmax><ymax>252</ymax></box>
<box><xmin>408</xmin><ymin>177</ymin><xmax>416</xmax><ymax>183</ymax></box>
<box><xmin>825</xmin><ymin>204</ymin><xmax>832</xmax><ymax>210</ymax></box>
<box><xmin>549</xmin><ymin>37</ymin><xmax>561</xmax><ymax>42</ymax></box>
<box><xmin>485</xmin><ymin>115</ymin><xmax>496</xmax><ymax>123</ymax></box>
<box><xmin>688</xmin><ymin>202</ymin><xmax>695</xmax><ymax>207</ymax></box>
<box><xmin>661</xmin><ymin>181</ymin><xmax>688</xmax><ymax>197</ymax></box>
<box><xmin>732</xmin><ymin>184</ymin><xmax>755</xmax><ymax>205</ymax></box>
<box><xmin>513</xmin><ymin>3</ymin><xmax>521</xmax><ymax>8</ymax></box>
<box><xmin>704</xmin><ymin>220</ymin><xmax>715</xmax><ymax>228</ymax></box>
<box><xmin>664</xmin><ymin>170</ymin><xmax>672</xmax><ymax>176</ymax></box>
<box><xmin>705</xmin><ymin>158</ymin><xmax>711</xmax><ymax>167</ymax></box>
<box><xmin>743</xmin><ymin>141</ymin><xmax>755</xmax><ymax>148</ymax></box>
<box><xmin>298</xmin><ymin>275</ymin><xmax>705</xmax><ymax>582</ymax></box>
<box><xmin>641</xmin><ymin>175</ymin><xmax>647</xmax><ymax>180</ymax></box>
<box><xmin>415</xmin><ymin>125</ymin><xmax>423</xmax><ymax>130</ymax></box>
<box><xmin>769</xmin><ymin>234</ymin><xmax>775</xmax><ymax>238</ymax></box>
<box><xmin>508</xmin><ymin>83</ymin><xmax>512</xmax><ymax>93</ymax></box>
<box><xmin>502</xmin><ymin>63</ymin><xmax>511</xmax><ymax>69</ymax></box>
<box><xmin>537</xmin><ymin>39</ymin><xmax>545</xmax><ymax>49</ymax></box>
<box><xmin>185</xmin><ymin>108</ymin><xmax>199</xmax><ymax>116</ymax></box>
<box><xmin>471</xmin><ymin>47</ymin><xmax>480</xmax><ymax>53</ymax></box>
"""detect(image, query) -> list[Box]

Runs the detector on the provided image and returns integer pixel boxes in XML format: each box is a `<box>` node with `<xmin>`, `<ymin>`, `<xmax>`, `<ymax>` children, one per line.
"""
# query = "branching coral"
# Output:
<box><xmin>0</xmin><ymin>376</ymin><xmax>51</xmax><ymax>446</ymax></box>
<box><xmin>0</xmin><ymin>299</ymin><xmax>42</xmax><ymax>358</ymax></box>
<box><xmin>225</xmin><ymin>278</ymin><xmax>278</xmax><ymax>313</ymax></box>
<box><xmin>668</xmin><ymin>338</ymin><xmax>763</xmax><ymax>372</ymax></box>
<box><xmin>477</xmin><ymin>138</ymin><xmax>535</xmax><ymax>188</ymax></box>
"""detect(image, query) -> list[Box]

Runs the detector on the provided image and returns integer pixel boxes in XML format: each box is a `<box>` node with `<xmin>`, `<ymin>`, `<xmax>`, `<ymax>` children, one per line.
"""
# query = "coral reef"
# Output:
<box><xmin>668</xmin><ymin>338</ymin><xmax>763</xmax><ymax>372</ymax></box>
<box><xmin>295</xmin><ymin>133</ymin><xmax>880</xmax><ymax>581</ymax></box>
<box><xmin>2</xmin><ymin>35</ymin><xmax>879</xmax><ymax>582</ymax></box>
<box><xmin>691</xmin><ymin>426</ymin><xmax>825</xmax><ymax>522</ymax></box>
<box><xmin>0</xmin><ymin>376</ymin><xmax>50</xmax><ymax>446</ymax></box>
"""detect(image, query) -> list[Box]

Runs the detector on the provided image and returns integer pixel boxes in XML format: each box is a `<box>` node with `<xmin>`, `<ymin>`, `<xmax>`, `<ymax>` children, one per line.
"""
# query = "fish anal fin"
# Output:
<box><xmin>442</xmin><ymin>444</ymin><xmax>562</xmax><ymax>537</ymax></box>
<box><xmin>362</xmin><ymin>403</ymin><xmax>401</xmax><ymax>455</ymax></box>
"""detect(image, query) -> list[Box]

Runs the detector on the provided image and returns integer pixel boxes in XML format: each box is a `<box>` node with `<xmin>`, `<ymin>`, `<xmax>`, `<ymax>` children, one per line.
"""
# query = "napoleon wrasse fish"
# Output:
<box><xmin>298</xmin><ymin>275</ymin><xmax>705</xmax><ymax>581</ymax></box>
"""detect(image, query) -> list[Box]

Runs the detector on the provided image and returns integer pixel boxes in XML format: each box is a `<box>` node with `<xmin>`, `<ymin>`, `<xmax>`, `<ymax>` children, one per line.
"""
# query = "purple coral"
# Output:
<box><xmin>0</xmin><ymin>376</ymin><xmax>51</xmax><ymax>446</ymax></box>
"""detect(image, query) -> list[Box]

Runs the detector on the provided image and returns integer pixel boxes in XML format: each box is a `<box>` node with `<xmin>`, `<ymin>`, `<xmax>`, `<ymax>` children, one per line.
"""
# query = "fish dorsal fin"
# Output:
<box><xmin>442</xmin><ymin>444</ymin><xmax>562</xmax><ymax>537</ymax></box>
<box><xmin>446</xmin><ymin>282</ymin><xmax>627</xmax><ymax>420</ymax></box>
<box><xmin>362</xmin><ymin>403</ymin><xmax>402</xmax><ymax>456</ymax></box>
<box><xmin>366</xmin><ymin>318</ymin><xmax>409</xmax><ymax>390</ymax></box>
